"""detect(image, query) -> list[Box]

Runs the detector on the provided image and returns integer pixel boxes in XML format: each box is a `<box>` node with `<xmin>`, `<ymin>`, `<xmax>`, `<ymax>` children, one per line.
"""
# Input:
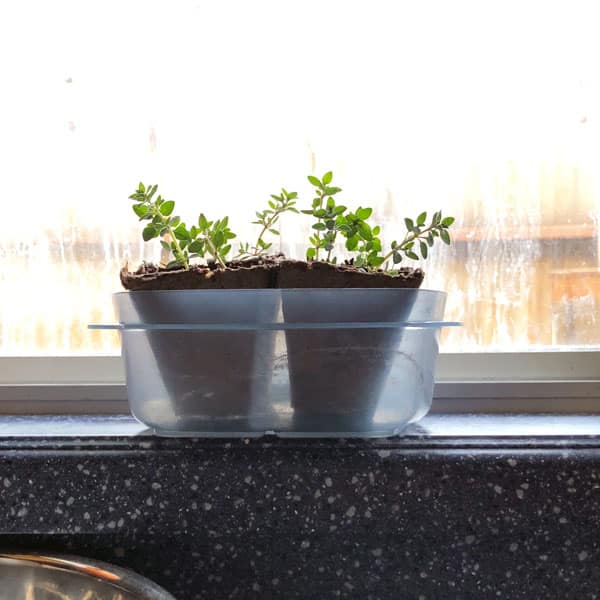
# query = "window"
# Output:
<box><xmin>1</xmin><ymin>0</ymin><xmax>599</xmax><ymax>369</ymax></box>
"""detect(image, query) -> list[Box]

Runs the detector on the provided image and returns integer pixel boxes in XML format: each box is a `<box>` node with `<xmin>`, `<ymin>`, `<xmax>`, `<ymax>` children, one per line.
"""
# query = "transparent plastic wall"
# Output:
<box><xmin>1</xmin><ymin>0</ymin><xmax>600</xmax><ymax>354</ymax></box>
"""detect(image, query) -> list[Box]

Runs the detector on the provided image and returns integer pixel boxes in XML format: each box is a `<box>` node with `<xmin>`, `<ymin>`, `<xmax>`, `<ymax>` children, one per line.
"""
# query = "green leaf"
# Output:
<box><xmin>417</xmin><ymin>211</ymin><xmax>427</xmax><ymax>226</ymax></box>
<box><xmin>160</xmin><ymin>200</ymin><xmax>175</xmax><ymax>216</ymax></box>
<box><xmin>306</xmin><ymin>247</ymin><xmax>317</xmax><ymax>259</ymax></box>
<box><xmin>142</xmin><ymin>226</ymin><xmax>157</xmax><ymax>241</ymax></box>
<box><xmin>358</xmin><ymin>222</ymin><xmax>372</xmax><ymax>240</ymax></box>
<box><xmin>174</xmin><ymin>223</ymin><xmax>189</xmax><ymax>240</ymax></box>
<box><xmin>326</xmin><ymin>197</ymin><xmax>335</xmax><ymax>209</ymax></box>
<box><xmin>356</xmin><ymin>207</ymin><xmax>372</xmax><ymax>220</ymax></box>
<box><xmin>392</xmin><ymin>251</ymin><xmax>402</xmax><ymax>264</ymax></box>
<box><xmin>432</xmin><ymin>211</ymin><xmax>442</xmax><ymax>226</ymax></box>
<box><xmin>404</xmin><ymin>218</ymin><xmax>415</xmax><ymax>231</ymax></box>
<box><xmin>269</xmin><ymin>228</ymin><xmax>279</xmax><ymax>235</ymax></box>
<box><xmin>308</xmin><ymin>175</ymin><xmax>321</xmax><ymax>187</ymax></box>
<box><xmin>323</xmin><ymin>186</ymin><xmax>342</xmax><ymax>195</ymax></box>
<box><xmin>160</xmin><ymin>240</ymin><xmax>172</xmax><ymax>252</ymax></box>
<box><xmin>334</xmin><ymin>205</ymin><xmax>347</xmax><ymax>215</ymax></box>
<box><xmin>322</xmin><ymin>171</ymin><xmax>333</xmax><ymax>185</ymax></box>
<box><xmin>427</xmin><ymin>233</ymin><xmax>434</xmax><ymax>247</ymax></box>
<box><xmin>346</xmin><ymin>235</ymin><xmax>359</xmax><ymax>251</ymax></box>
<box><xmin>406</xmin><ymin>250</ymin><xmax>419</xmax><ymax>260</ymax></box>
<box><xmin>213</xmin><ymin>230</ymin><xmax>225</xmax><ymax>246</ymax></box>
<box><xmin>312</xmin><ymin>222</ymin><xmax>326</xmax><ymax>231</ymax></box>
<box><xmin>198</xmin><ymin>214</ymin><xmax>209</xmax><ymax>230</ymax></box>
<box><xmin>372</xmin><ymin>226</ymin><xmax>381</xmax><ymax>236</ymax></box>
<box><xmin>420</xmin><ymin>241</ymin><xmax>428</xmax><ymax>258</ymax></box>
<box><xmin>188</xmin><ymin>240</ymin><xmax>204</xmax><ymax>253</ymax></box>
<box><xmin>442</xmin><ymin>216</ymin><xmax>455</xmax><ymax>227</ymax></box>
<box><xmin>325</xmin><ymin>219</ymin><xmax>335</xmax><ymax>230</ymax></box>
<box><xmin>301</xmin><ymin>209</ymin><xmax>314</xmax><ymax>215</ymax></box>
<box><xmin>133</xmin><ymin>204</ymin><xmax>148</xmax><ymax>218</ymax></box>
<box><xmin>440</xmin><ymin>229</ymin><xmax>451</xmax><ymax>244</ymax></box>
<box><xmin>221</xmin><ymin>244</ymin><xmax>231</xmax><ymax>256</ymax></box>
<box><xmin>369</xmin><ymin>256</ymin><xmax>385</xmax><ymax>267</ymax></box>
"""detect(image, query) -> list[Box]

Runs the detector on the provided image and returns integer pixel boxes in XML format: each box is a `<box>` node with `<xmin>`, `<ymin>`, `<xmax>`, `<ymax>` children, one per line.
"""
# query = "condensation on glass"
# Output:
<box><xmin>1</xmin><ymin>0</ymin><xmax>599</xmax><ymax>355</ymax></box>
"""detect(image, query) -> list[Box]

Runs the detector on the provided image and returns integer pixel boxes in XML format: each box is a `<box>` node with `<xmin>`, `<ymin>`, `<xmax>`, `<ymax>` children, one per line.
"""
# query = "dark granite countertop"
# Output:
<box><xmin>1</xmin><ymin>414</ymin><xmax>600</xmax><ymax>599</ymax></box>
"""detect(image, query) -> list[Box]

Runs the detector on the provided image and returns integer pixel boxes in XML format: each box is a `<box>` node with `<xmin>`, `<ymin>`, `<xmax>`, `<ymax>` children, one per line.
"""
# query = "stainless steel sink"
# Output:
<box><xmin>0</xmin><ymin>554</ymin><xmax>176</xmax><ymax>599</ymax></box>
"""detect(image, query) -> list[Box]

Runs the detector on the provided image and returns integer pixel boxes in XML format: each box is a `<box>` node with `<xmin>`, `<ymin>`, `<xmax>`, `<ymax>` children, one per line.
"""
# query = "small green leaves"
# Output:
<box><xmin>128</xmin><ymin>183</ymin><xmax>236</xmax><ymax>269</ymax></box>
<box><xmin>130</xmin><ymin>173</ymin><xmax>454</xmax><ymax>274</ymax></box>
<box><xmin>133</xmin><ymin>204</ymin><xmax>148</xmax><ymax>218</ymax></box>
<box><xmin>159</xmin><ymin>200</ymin><xmax>175</xmax><ymax>216</ymax></box>
<box><xmin>142</xmin><ymin>226</ymin><xmax>157</xmax><ymax>241</ymax></box>
<box><xmin>238</xmin><ymin>187</ymin><xmax>299</xmax><ymax>259</ymax></box>
<box><xmin>383</xmin><ymin>209</ymin><xmax>455</xmax><ymax>265</ymax></box>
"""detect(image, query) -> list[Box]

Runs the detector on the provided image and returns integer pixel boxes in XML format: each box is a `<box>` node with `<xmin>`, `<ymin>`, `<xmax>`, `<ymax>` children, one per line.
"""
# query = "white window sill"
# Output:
<box><xmin>1</xmin><ymin>414</ymin><xmax>600</xmax><ymax>443</ymax></box>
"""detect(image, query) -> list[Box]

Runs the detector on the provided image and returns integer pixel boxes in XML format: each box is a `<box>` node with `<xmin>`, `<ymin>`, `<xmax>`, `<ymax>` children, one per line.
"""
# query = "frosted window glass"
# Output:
<box><xmin>0</xmin><ymin>0</ymin><xmax>599</xmax><ymax>354</ymax></box>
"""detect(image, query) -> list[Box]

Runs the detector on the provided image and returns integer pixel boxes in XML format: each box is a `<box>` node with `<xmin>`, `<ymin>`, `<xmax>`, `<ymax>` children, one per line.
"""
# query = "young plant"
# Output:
<box><xmin>175</xmin><ymin>214</ymin><xmax>236</xmax><ymax>268</ymax></box>
<box><xmin>380</xmin><ymin>211</ymin><xmax>455</xmax><ymax>268</ymax></box>
<box><xmin>302</xmin><ymin>172</ymin><xmax>345</xmax><ymax>262</ymax></box>
<box><xmin>128</xmin><ymin>182</ymin><xmax>190</xmax><ymax>268</ymax></box>
<box><xmin>128</xmin><ymin>183</ymin><xmax>235</xmax><ymax>269</ymax></box>
<box><xmin>299</xmin><ymin>172</ymin><xmax>455</xmax><ymax>270</ymax></box>
<box><xmin>237</xmin><ymin>188</ymin><xmax>299</xmax><ymax>258</ymax></box>
<box><xmin>337</xmin><ymin>207</ymin><xmax>384</xmax><ymax>269</ymax></box>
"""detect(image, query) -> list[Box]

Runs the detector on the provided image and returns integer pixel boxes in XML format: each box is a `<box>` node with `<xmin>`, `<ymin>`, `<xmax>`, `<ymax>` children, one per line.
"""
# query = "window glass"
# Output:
<box><xmin>1</xmin><ymin>0</ymin><xmax>599</xmax><ymax>354</ymax></box>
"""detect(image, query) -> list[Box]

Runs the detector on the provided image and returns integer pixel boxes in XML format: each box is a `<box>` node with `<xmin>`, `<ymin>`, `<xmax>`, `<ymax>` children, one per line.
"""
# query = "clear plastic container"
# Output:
<box><xmin>91</xmin><ymin>289</ymin><xmax>459</xmax><ymax>437</ymax></box>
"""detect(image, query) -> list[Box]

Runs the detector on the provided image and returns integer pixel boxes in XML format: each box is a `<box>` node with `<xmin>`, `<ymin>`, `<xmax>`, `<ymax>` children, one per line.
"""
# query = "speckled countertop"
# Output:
<box><xmin>1</xmin><ymin>414</ymin><xmax>600</xmax><ymax>600</ymax></box>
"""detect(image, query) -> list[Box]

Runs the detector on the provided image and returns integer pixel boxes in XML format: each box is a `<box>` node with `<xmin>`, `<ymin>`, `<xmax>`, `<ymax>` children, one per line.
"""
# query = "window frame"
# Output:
<box><xmin>1</xmin><ymin>352</ymin><xmax>599</xmax><ymax>415</ymax></box>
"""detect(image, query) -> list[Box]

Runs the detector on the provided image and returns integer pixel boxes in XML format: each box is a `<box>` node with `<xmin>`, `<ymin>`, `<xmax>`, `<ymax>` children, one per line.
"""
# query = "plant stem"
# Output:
<box><xmin>314</xmin><ymin>190</ymin><xmax>325</xmax><ymax>261</ymax></box>
<box><xmin>325</xmin><ymin>231</ymin><xmax>337</xmax><ymax>262</ymax></box>
<box><xmin>151</xmin><ymin>206</ymin><xmax>188</xmax><ymax>269</ymax></box>
<box><xmin>380</xmin><ymin>223</ymin><xmax>438</xmax><ymax>264</ymax></box>
<box><xmin>205</xmin><ymin>237</ymin><xmax>227</xmax><ymax>268</ymax></box>
<box><xmin>253</xmin><ymin>212</ymin><xmax>279</xmax><ymax>256</ymax></box>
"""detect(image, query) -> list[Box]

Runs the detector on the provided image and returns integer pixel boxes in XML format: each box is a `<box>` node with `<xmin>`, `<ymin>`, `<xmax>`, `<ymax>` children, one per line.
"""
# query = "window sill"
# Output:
<box><xmin>2</xmin><ymin>413</ymin><xmax>600</xmax><ymax>448</ymax></box>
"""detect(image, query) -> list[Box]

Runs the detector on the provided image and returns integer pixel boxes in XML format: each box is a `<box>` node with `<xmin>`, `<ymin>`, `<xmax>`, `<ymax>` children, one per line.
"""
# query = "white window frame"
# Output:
<box><xmin>1</xmin><ymin>351</ymin><xmax>599</xmax><ymax>415</ymax></box>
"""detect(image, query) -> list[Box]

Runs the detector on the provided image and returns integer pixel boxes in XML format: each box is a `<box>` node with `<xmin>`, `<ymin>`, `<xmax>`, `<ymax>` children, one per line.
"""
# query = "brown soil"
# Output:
<box><xmin>277</xmin><ymin>259</ymin><xmax>424</xmax><ymax>288</ymax></box>
<box><xmin>120</xmin><ymin>257</ymin><xmax>424</xmax><ymax>290</ymax></box>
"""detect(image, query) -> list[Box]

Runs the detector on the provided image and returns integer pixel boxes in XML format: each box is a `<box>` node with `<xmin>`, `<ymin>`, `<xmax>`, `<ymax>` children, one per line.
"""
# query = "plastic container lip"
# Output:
<box><xmin>112</xmin><ymin>287</ymin><xmax>445</xmax><ymax>296</ymax></box>
<box><xmin>89</xmin><ymin>321</ymin><xmax>462</xmax><ymax>331</ymax></box>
